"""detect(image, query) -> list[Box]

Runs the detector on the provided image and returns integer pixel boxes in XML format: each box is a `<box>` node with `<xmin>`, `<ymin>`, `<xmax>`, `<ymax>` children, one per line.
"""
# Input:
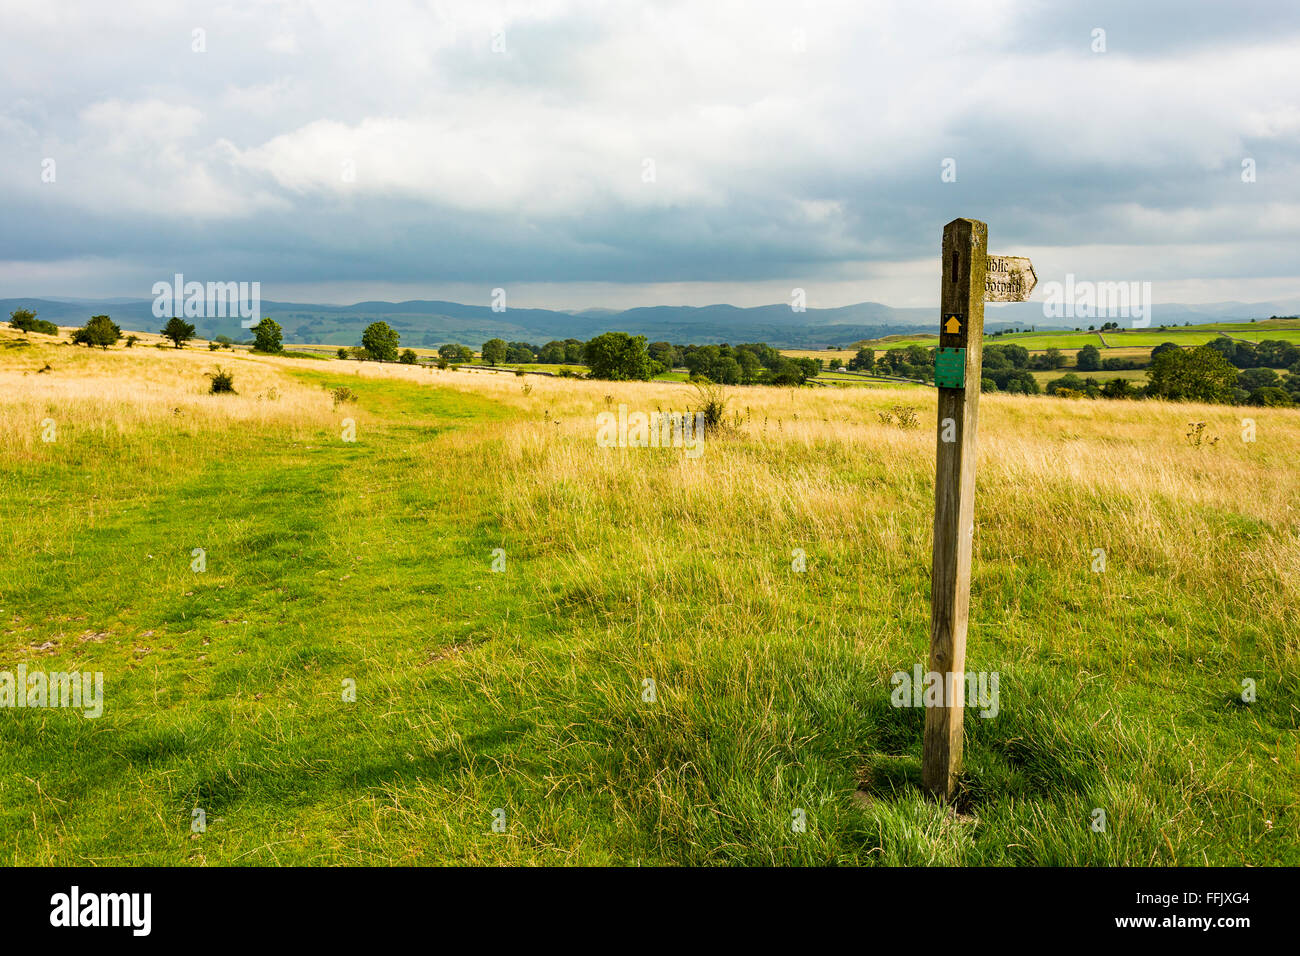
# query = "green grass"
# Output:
<box><xmin>987</xmin><ymin>332</ymin><xmax>1108</xmax><ymax>350</ymax></box>
<box><xmin>250</xmin><ymin>348</ymin><xmax>332</xmax><ymax>360</ymax></box>
<box><xmin>0</xmin><ymin>347</ymin><xmax>1295</xmax><ymax>865</ymax></box>
<box><xmin>816</xmin><ymin>372</ymin><xmax>928</xmax><ymax>389</ymax></box>
<box><xmin>506</xmin><ymin>363</ymin><xmax>688</xmax><ymax>383</ymax></box>
<box><xmin>0</xmin><ymin>369</ymin><xmax>520</xmax><ymax>864</ymax></box>
<box><xmin>1101</xmin><ymin>328</ymin><xmax>1300</xmax><ymax>348</ymax></box>
<box><xmin>510</xmin><ymin>363</ymin><xmax>581</xmax><ymax>374</ymax></box>
<box><xmin>1028</xmin><ymin>369</ymin><xmax>1148</xmax><ymax>387</ymax></box>
<box><xmin>1027</xmin><ymin>365</ymin><xmax>1289</xmax><ymax>388</ymax></box>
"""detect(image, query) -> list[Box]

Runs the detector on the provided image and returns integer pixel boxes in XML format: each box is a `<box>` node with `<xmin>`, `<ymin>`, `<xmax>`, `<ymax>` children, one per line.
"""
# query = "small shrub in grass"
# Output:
<box><xmin>514</xmin><ymin>367</ymin><xmax>526</xmax><ymax>377</ymax></box>
<box><xmin>206</xmin><ymin>366</ymin><xmax>236</xmax><ymax>394</ymax></box>
<box><xmin>1185</xmin><ymin>421</ymin><xmax>1219</xmax><ymax>447</ymax></box>
<box><xmin>331</xmin><ymin>385</ymin><xmax>357</xmax><ymax>408</ymax></box>
<box><xmin>399</xmin><ymin>349</ymin><xmax>418</xmax><ymax>364</ymax></box>
<box><xmin>880</xmin><ymin>405</ymin><xmax>919</xmax><ymax>429</ymax></box>
<box><xmin>125</xmin><ymin>335</ymin><xmax>139</xmax><ymax>348</ymax></box>
<box><xmin>892</xmin><ymin>405</ymin><xmax>919</xmax><ymax>429</ymax></box>
<box><xmin>208</xmin><ymin>341</ymin><xmax>220</xmax><ymax>351</ymax></box>
<box><xmin>337</xmin><ymin>348</ymin><xmax>348</xmax><ymax>360</ymax></box>
<box><xmin>692</xmin><ymin>381</ymin><xmax>729</xmax><ymax>435</ymax></box>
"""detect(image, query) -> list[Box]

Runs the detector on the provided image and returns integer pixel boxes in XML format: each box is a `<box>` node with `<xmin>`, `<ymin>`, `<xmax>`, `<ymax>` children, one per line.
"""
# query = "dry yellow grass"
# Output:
<box><xmin>0</xmin><ymin>336</ymin><xmax>340</xmax><ymax>457</ymax></box>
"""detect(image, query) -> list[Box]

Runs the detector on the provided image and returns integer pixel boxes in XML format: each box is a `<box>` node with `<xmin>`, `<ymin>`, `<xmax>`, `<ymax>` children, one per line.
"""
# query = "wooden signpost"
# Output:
<box><xmin>922</xmin><ymin>218</ymin><xmax>1035</xmax><ymax>801</ymax></box>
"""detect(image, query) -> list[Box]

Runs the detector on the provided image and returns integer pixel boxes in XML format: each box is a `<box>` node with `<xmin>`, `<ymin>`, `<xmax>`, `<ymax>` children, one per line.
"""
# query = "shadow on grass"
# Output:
<box><xmin>177</xmin><ymin>718</ymin><xmax>539</xmax><ymax>815</ymax></box>
<box><xmin>854</xmin><ymin>672</ymin><xmax>1106</xmax><ymax>816</ymax></box>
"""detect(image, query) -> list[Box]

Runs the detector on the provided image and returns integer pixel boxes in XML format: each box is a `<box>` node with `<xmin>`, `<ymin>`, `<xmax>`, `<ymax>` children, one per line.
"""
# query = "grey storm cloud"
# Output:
<box><xmin>1</xmin><ymin>0</ymin><xmax>1298</xmax><ymax>305</ymax></box>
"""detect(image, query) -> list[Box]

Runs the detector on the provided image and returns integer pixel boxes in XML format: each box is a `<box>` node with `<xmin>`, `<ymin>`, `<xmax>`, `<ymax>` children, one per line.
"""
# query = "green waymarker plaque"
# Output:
<box><xmin>935</xmin><ymin>347</ymin><xmax>966</xmax><ymax>389</ymax></box>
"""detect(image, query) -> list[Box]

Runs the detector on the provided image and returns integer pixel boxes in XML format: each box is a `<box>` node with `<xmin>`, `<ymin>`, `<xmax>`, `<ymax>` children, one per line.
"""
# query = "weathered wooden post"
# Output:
<box><xmin>922</xmin><ymin>218</ymin><xmax>986</xmax><ymax>800</ymax></box>
<box><xmin>922</xmin><ymin>219</ymin><xmax>1035</xmax><ymax>801</ymax></box>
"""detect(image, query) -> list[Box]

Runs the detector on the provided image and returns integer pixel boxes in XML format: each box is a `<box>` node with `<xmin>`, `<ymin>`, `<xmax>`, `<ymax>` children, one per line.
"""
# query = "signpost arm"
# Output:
<box><xmin>922</xmin><ymin>217</ymin><xmax>987</xmax><ymax>801</ymax></box>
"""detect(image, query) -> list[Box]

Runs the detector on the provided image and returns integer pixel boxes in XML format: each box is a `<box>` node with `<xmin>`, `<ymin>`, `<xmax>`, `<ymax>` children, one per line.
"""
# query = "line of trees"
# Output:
<box><xmin>841</xmin><ymin>335</ymin><xmax>1300</xmax><ymax>406</ymax></box>
<box><xmin>1049</xmin><ymin>344</ymin><xmax>1300</xmax><ymax>406</ymax></box>
<box><xmin>447</xmin><ymin>334</ymin><xmax>822</xmax><ymax>384</ymax></box>
<box><xmin>677</xmin><ymin>342</ymin><xmax>821</xmax><ymax>385</ymax></box>
<box><xmin>579</xmin><ymin>336</ymin><xmax>821</xmax><ymax>384</ymax></box>
<box><xmin>437</xmin><ymin>343</ymin><xmax>475</xmax><ymax>364</ymax></box>
<box><xmin>475</xmin><ymin>338</ymin><xmax>587</xmax><ymax>366</ymax></box>
<box><xmin>1043</xmin><ymin>337</ymin><xmax>1300</xmax><ymax>406</ymax></box>
<box><xmin>846</xmin><ymin>343</ymin><xmax>946</xmax><ymax>382</ymax></box>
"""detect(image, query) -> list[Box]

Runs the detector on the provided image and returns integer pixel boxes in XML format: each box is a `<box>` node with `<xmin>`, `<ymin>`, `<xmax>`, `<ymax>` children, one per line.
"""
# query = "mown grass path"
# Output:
<box><xmin>0</xmin><ymin>369</ymin><xmax>541</xmax><ymax>863</ymax></box>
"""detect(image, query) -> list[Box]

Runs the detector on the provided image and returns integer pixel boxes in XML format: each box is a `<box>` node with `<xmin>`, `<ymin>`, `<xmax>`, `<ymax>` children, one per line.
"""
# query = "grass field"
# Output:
<box><xmin>505</xmin><ymin>363</ymin><xmax>571</xmax><ymax>374</ymax></box>
<box><xmin>1098</xmin><ymin>328</ymin><xmax>1300</xmax><ymax>349</ymax></box>
<box><xmin>815</xmin><ymin>372</ymin><xmax>928</xmax><ymax>389</ymax></box>
<box><xmin>1028</xmin><ymin>369</ymin><xmax>1148</xmax><ymax>388</ymax></box>
<box><xmin>1</xmin><ymin>330</ymin><xmax>1297</xmax><ymax>865</ymax></box>
<box><xmin>502</xmin><ymin>362</ymin><xmax>689</xmax><ymax>383</ymax></box>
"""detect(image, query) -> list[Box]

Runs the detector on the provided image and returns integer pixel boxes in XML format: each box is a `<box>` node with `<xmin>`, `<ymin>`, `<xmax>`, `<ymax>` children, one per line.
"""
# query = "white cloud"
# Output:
<box><xmin>79</xmin><ymin>99</ymin><xmax>203</xmax><ymax>152</ymax></box>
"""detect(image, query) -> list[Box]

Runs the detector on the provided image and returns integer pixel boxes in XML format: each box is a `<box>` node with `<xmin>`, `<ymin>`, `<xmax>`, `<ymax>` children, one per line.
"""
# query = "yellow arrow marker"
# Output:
<box><xmin>944</xmin><ymin>315</ymin><xmax>961</xmax><ymax>335</ymax></box>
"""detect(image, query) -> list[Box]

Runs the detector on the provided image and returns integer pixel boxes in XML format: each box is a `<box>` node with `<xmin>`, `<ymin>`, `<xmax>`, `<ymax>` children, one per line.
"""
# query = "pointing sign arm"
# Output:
<box><xmin>983</xmin><ymin>255</ymin><xmax>1036</xmax><ymax>302</ymax></box>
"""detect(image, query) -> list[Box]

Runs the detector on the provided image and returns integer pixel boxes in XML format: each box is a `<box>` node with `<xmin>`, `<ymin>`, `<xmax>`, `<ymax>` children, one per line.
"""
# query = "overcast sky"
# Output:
<box><xmin>2</xmin><ymin>0</ymin><xmax>1298</xmax><ymax>309</ymax></box>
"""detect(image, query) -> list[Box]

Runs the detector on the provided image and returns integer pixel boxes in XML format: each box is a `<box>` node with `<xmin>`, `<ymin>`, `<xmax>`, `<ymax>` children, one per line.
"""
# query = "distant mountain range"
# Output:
<box><xmin>4</xmin><ymin>296</ymin><xmax>1298</xmax><ymax>349</ymax></box>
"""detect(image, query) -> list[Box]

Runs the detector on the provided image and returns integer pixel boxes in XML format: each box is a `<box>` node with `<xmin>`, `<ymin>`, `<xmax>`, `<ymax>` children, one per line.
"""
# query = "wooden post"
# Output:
<box><xmin>922</xmin><ymin>217</ymin><xmax>987</xmax><ymax>801</ymax></box>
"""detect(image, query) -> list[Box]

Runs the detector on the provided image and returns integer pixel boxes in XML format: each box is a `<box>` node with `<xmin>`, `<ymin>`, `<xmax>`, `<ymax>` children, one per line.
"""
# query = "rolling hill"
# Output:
<box><xmin>5</xmin><ymin>295</ymin><xmax>1298</xmax><ymax>350</ymax></box>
